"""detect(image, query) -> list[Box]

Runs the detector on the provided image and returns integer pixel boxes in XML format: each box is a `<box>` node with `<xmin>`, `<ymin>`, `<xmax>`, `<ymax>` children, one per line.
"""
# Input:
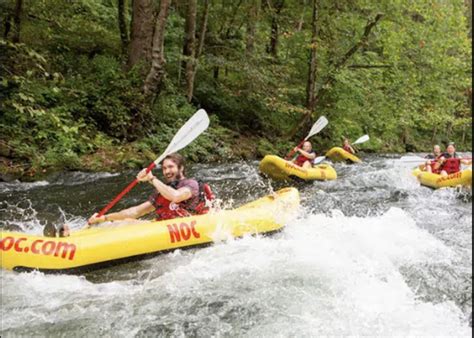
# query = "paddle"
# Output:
<box><xmin>398</xmin><ymin>155</ymin><xmax>430</xmax><ymax>163</ymax></box>
<box><xmin>352</xmin><ymin>134</ymin><xmax>369</xmax><ymax>145</ymax></box>
<box><xmin>313</xmin><ymin>134</ymin><xmax>370</xmax><ymax>164</ymax></box>
<box><xmin>312</xmin><ymin>156</ymin><xmax>327</xmax><ymax>165</ymax></box>
<box><xmin>399</xmin><ymin>155</ymin><xmax>472</xmax><ymax>163</ymax></box>
<box><xmin>88</xmin><ymin>109</ymin><xmax>210</xmax><ymax>225</ymax></box>
<box><xmin>285</xmin><ymin>116</ymin><xmax>328</xmax><ymax>160</ymax></box>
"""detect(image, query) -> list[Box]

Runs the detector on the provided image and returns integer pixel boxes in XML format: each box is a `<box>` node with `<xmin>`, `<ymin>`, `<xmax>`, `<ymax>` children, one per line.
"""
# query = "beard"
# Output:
<box><xmin>164</xmin><ymin>171</ymin><xmax>184</xmax><ymax>183</ymax></box>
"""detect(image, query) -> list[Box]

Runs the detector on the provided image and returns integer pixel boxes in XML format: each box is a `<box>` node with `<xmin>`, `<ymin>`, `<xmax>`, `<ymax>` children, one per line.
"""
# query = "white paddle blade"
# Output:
<box><xmin>305</xmin><ymin>116</ymin><xmax>328</xmax><ymax>140</ymax></box>
<box><xmin>352</xmin><ymin>134</ymin><xmax>369</xmax><ymax>145</ymax></box>
<box><xmin>313</xmin><ymin>156</ymin><xmax>326</xmax><ymax>165</ymax></box>
<box><xmin>399</xmin><ymin>155</ymin><xmax>427</xmax><ymax>163</ymax></box>
<box><xmin>154</xmin><ymin>109</ymin><xmax>210</xmax><ymax>165</ymax></box>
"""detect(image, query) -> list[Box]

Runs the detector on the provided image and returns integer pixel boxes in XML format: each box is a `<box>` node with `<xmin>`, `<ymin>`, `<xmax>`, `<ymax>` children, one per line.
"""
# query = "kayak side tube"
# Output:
<box><xmin>259</xmin><ymin>155</ymin><xmax>337</xmax><ymax>181</ymax></box>
<box><xmin>325</xmin><ymin>147</ymin><xmax>362</xmax><ymax>164</ymax></box>
<box><xmin>412</xmin><ymin>168</ymin><xmax>472</xmax><ymax>189</ymax></box>
<box><xmin>0</xmin><ymin>188</ymin><xmax>300</xmax><ymax>273</ymax></box>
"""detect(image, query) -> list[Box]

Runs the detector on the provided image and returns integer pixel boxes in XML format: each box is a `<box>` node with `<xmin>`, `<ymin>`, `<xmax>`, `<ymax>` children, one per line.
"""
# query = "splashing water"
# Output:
<box><xmin>0</xmin><ymin>155</ymin><xmax>471</xmax><ymax>336</ymax></box>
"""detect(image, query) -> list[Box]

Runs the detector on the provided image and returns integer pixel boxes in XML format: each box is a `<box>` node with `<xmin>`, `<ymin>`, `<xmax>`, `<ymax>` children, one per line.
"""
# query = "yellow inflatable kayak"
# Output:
<box><xmin>259</xmin><ymin>155</ymin><xmax>337</xmax><ymax>181</ymax></box>
<box><xmin>0</xmin><ymin>188</ymin><xmax>299</xmax><ymax>273</ymax></box>
<box><xmin>325</xmin><ymin>147</ymin><xmax>361</xmax><ymax>163</ymax></box>
<box><xmin>412</xmin><ymin>168</ymin><xmax>472</xmax><ymax>189</ymax></box>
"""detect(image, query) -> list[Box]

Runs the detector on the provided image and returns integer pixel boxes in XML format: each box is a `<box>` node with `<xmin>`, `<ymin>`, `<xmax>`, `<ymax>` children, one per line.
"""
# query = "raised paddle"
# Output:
<box><xmin>285</xmin><ymin>116</ymin><xmax>328</xmax><ymax>160</ymax></box>
<box><xmin>313</xmin><ymin>134</ymin><xmax>370</xmax><ymax>164</ymax></box>
<box><xmin>352</xmin><ymin>134</ymin><xmax>370</xmax><ymax>145</ymax></box>
<box><xmin>86</xmin><ymin>109</ymin><xmax>210</xmax><ymax>227</ymax></box>
<box><xmin>398</xmin><ymin>155</ymin><xmax>430</xmax><ymax>163</ymax></box>
<box><xmin>399</xmin><ymin>155</ymin><xmax>472</xmax><ymax>163</ymax></box>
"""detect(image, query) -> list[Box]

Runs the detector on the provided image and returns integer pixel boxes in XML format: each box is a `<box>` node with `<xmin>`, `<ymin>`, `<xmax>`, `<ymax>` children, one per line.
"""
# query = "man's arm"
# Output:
<box><xmin>89</xmin><ymin>201</ymin><xmax>155</xmax><ymax>224</ymax></box>
<box><xmin>297</xmin><ymin>149</ymin><xmax>316</xmax><ymax>159</ymax></box>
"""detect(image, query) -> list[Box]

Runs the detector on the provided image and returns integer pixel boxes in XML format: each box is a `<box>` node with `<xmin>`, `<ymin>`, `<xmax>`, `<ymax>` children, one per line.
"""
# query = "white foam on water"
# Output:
<box><xmin>0</xmin><ymin>271</ymin><xmax>133</xmax><ymax>332</ymax></box>
<box><xmin>0</xmin><ymin>180</ymin><xmax>50</xmax><ymax>193</ymax></box>
<box><xmin>53</xmin><ymin>171</ymin><xmax>120</xmax><ymax>186</ymax></box>
<box><xmin>131</xmin><ymin>208</ymin><xmax>470</xmax><ymax>336</ymax></box>
<box><xmin>0</xmin><ymin>186</ymin><xmax>471</xmax><ymax>336</ymax></box>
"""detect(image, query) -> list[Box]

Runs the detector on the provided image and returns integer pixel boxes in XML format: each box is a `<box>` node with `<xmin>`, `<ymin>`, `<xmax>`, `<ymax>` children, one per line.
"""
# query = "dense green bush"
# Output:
<box><xmin>0</xmin><ymin>0</ymin><xmax>471</xmax><ymax>179</ymax></box>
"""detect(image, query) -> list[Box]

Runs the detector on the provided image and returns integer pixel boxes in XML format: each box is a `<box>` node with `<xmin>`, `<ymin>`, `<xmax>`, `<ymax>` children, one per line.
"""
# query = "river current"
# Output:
<box><xmin>0</xmin><ymin>154</ymin><xmax>472</xmax><ymax>336</ymax></box>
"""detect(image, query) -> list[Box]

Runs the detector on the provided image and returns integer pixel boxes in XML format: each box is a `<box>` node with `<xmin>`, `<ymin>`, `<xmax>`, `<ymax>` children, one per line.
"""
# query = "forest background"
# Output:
<box><xmin>0</xmin><ymin>0</ymin><xmax>472</xmax><ymax>180</ymax></box>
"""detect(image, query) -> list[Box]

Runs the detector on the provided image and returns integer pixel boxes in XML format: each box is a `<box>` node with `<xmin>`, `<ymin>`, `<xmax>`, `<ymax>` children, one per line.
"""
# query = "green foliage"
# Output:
<box><xmin>0</xmin><ymin>0</ymin><xmax>471</xmax><ymax>179</ymax></box>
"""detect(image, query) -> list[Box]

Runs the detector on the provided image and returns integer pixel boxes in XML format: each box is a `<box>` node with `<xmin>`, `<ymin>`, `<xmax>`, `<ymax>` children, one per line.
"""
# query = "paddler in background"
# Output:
<box><xmin>292</xmin><ymin>141</ymin><xmax>316</xmax><ymax>169</ymax></box>
<box><xmin>47</xmin><ymin>153</ymin><xmax>214</xmax><ymax>237</ymax></box>
<box><xmin>436</xmin><ymin>143</ymin><xmax>471</xmax><ymax>176</ymax></box>
<box><xmin>342</xmin><ymin>138</ymin><xmax>356</xmax><ymax>154</ymax></box>
<box><xmin>421</xmin><ymin>144</ymin><xmax>442</xmax><ymax>173</ymax></box>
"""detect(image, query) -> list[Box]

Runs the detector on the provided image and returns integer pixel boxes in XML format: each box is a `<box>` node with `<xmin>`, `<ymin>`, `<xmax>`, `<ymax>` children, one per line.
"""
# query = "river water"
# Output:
<box><xmin>0</xmin><ymin>154</ymin><xmax>472</xmax><ymax>336</ymax></box>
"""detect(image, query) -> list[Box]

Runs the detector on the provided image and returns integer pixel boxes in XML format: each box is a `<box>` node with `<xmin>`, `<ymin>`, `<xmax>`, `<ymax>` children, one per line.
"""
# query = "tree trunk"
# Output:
<box><xmin>118</xmin><ymin>0</ymin><xmax>129</xmax><ymax>57</ymax></box>
<box><xmin>288</xmin><ymin>13</ymin><xmax>384</xmax><ymax>139</ymax></box>
<box><xmin>332</xmin><ymin>13</ymin><xmax>384</xmax><ymax>70</ymax></box>
<box><xmin>12</xmin><ymin>0</ymin><xmax>22</xmax><ymax>43</ymax></box>
<box><xmin>465</xmin><ymin>0</ymin><xmax>472</xmax><ymax>37</ymax></box>
<box><xmin>431</xmin><ymin>126</ymin><xmax>437</xmax><ymax>143</ymax></box>
<box><xmin>212</xmin><ymin>0</ymin><xmax>243</xmax><ymax>83</ymax></box>
<box><xmin>183</xmin><ymin>0</ymin><xmax>197</xmax><ymax>102</ymax></box>
<box><xmin>184</xmin><ymin>0</ymin><xmax>210</xmax><ymax>101</ymax></box>
<box><xmin>196</xmin><ymin>0</ymin><xmax>210</xmax><ymax>59</ymax></box>
<box><xmin>267</xmin><ymin>0</ymin><xmax>284</xmax><ymax>58</ymax></box>
<box><xmin>4</xmin><ymin>15</ymin><xmax>12</xmax><ymax>40</ymax></box>
<box><xmin>296</xmin><ymin>0</ymin><xmax>307</xmax><ymax>31</ymax></box>
<box><xmin>446</xmin><ymin>122</ymin><xmax>453</xmax><ymax>140</ymax></box>
<box><xmin>305</xmin><ymin>0</ymin><xmax>318</xmax><ymax>112</ymax></box>
<box><xmin>128</xmin><ymin>0</ymin><xmax>155</xmax><ymax>69</ymax></box>
<box><xmin>143</xmin><ymin>0</ymin><xmax>171</xmax><ymax>101</ymax></box>
<box><xmin>246</xmin><ymin>0</ymin><xmax>260</xmax><ymax>54</ymax></box>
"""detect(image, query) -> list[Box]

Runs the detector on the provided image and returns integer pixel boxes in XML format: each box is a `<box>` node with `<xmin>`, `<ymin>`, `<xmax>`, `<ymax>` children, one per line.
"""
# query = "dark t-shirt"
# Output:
<box><xmin>148</xmin><ymin>178</ymin><xmax>200</xmax><ymax>208</ymax></box>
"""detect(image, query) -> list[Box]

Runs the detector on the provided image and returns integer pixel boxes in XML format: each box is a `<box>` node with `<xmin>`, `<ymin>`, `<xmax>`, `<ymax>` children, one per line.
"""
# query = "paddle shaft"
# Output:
<box><xmin>95</xmin><ymin>162</ymin><xmax>156</xmax><ymax>219</ymax></box>
<box><xmin>402</xmin><ymin>157</ymin><xmax>472</xmax><ymax>162</ymax></box>
<box><xmin>285</xmin><ymin>139</ymin><xmax>306</xmax><ymax>160</ymax></box>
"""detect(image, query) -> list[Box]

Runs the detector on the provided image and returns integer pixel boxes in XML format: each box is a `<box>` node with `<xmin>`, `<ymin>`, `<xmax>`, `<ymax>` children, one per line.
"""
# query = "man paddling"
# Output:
<box><xmin>292</xmin><ymin>141</ymin><xmax>316</xmax><ymax>169</ymax></box>
<box><xmin>342</xmin><ymin>138</ymin><xmax>356</xmax><ymax>154</ymax></box>
<box><xmin>421</xmin><ymin>144</ymin><xmax>442</xmax><ymax>173</ymax></box>
<box><xmin>88</xmin><ymin>153</ymin><xmax>213</xmax><ymax>224</ymax></box>
<box><xmin>49</xmin><ymin>153</ymin><xmax>213</xmax><ymax>237</ymax></box>
<box><xmin>437</xmin><ymin>143</ymin><xmax>471</xmax><ymax>176</ymax></box>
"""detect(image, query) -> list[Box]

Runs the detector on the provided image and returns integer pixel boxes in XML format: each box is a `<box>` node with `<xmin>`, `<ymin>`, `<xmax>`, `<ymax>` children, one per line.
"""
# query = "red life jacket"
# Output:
<box><xmin>151</xmin><ymin>181</ymin><xmax>215</xmax><ymax>221</ymax></box>
<box><xmin>343</xmin><ymin>145</ymin><xmax>353</xmax><ymax>154</ymax></box>
<box><xmin>295</xmin><ymin>155</ymin><xmax>308</xmax><ymax>167</ymax></box>
<box><xmin>428</xmin><ymin>155</ymin><xmax>442</xmax><ymax>174</ymax></box>
<box><xmin>295</xmin><ymin>152</ymin><xmax>315</xmax><ymax>167</ymax></box>
<box><xmin>440</xmin><ymin>158</ymin><xmax>461</xmax><ymax>174</ymax></box>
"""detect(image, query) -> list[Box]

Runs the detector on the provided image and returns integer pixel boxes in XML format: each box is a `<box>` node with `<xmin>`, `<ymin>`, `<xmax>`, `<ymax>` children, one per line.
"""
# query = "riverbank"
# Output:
<box><xmin>0</xmin><ymin>133</ymin><xmax>287</xmax><ymax>182</ymax></box>
<box><xmin>4</xmin><ymin>130</ymin><xmax>471</xmax><ymax>182</ymax></box>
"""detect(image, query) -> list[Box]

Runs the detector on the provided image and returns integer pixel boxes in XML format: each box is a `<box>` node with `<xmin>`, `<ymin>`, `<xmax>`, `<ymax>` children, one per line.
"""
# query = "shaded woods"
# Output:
<box><xmin>0</xmin><ymin>0</ymin><xmax>471</xmax><ymax>179</ymax></box>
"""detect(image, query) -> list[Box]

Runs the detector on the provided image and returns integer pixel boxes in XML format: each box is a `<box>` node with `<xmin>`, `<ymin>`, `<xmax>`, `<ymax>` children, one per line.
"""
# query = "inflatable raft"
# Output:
<box><xmin>412</xmin><ymin>168</ymin><xmax>472</xmax><ymax>189</ymax></box>
<box><xmin>259</xmin><ymin>155</ymin><xmax>337</xmax><ymax>181</ymax></box>
<box><xmin>325</xmin><ymin>147</ymin><xmax>361</xmax><ymax>163</ymax></box>
<box><xmin>0</xmin><ymin>188</ymin><xmax>299</xmax><ymax>274</ymax></box>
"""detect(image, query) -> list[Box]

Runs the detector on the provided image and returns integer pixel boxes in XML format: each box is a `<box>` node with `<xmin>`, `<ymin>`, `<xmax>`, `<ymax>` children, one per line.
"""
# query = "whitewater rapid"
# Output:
<box><xmin>1</xmin><ymin>155</ymin><xmax>471</xmax><ymax>336</ymax></box>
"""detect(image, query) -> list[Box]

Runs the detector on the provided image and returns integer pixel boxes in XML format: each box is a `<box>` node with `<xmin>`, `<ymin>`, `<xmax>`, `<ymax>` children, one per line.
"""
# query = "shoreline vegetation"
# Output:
<box><xmin>1</xmin><ymin>0</ymin><xmax>471</xmax><ymax>181</ymax></box>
